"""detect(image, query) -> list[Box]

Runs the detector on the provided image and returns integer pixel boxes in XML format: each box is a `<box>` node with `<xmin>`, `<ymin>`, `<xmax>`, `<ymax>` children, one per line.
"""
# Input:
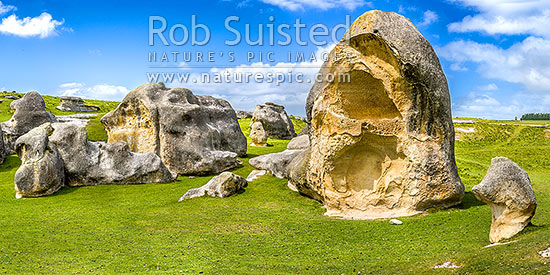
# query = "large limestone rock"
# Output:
<box><xmin>0</xmin><ymin>127</ymin><xmax>6</xmax><ymax>164</ymax></box>
<box><xmin>250</xmin><ymin>121</ymin><xmax>268</xmax><ymax>146</ymax></box>
<box><xmin>251</xmin><ymin>102</ymin><xmax>295</xmax><ymax>140</ymax></box>
<box><xmin>300</xmin><ymin>10</ymin><xmax>464</xmax><ymax>219</ymax></box>
<box><xmin>101</xmin><ymin>83</ymin><xmax>247</xmax><ymax>175</ymax></box>
<box><xmin>50</xmin><ymin>123</ymin><xmax>176</xmax><ymax>186</ymax></box>
<box><xmin>14</xmin><ymin>124</ymin><xmax>65</xmax><ymax>198</ymax></box>
<box><xmin>179</xmin><ymin>172</ymin><xmax>248</xmax><ymax>201</ymax></box>
<box><xmin>1</xmin><ymin>92</ymin><xmax>56</xmax><ymax>153</ymax></box>
<box><xmin>56</xmin><ymin>96</ymin><xmax>100</xmax><ymax>112</ymax></box>
<box><xmin>472</xmin><ymin>157</ymin><xmax>537</xmax><ymax>243</ymax></box>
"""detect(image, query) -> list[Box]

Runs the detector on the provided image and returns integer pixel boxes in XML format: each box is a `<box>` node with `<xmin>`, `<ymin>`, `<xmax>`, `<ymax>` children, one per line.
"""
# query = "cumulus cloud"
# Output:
<box><xmin>438</xmin><ymin>37</ymin><xmax>550</xmax><ymax>92</ymax></box>
<box><xmin>0</xmin><ymin>1</ymin><xmax>15</xmax><ymax>15</ymax></box>
<box><xmin>448</xmin><ymin>0</ymin><xmax>550</xmax><ymax>38</ymax></box>
<box><xmin>418</xmin><ymin>10</ymin><xmax>438</xmax><ymax>27</ymax></box>
<box><xmin>57</xmin><ymin>83</ymin><xmax>129</xmax><ymax>101</ymax></box>
<box><xmin>0</xmin><ymin>12</ymin><xmax>64</xmax><ymax>38</ymax></box>
<box><xmin>259</xmin><ymin>0</ymin><xmax>370</xmax><ymax>11</ymax></box>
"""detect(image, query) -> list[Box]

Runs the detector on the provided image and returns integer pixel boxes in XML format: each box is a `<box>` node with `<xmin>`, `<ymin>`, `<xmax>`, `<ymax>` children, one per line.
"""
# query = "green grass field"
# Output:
<box><xmin>0</xmin><ymin>94</ymin><xmax>548</xmax><ymax>273</ymax></box>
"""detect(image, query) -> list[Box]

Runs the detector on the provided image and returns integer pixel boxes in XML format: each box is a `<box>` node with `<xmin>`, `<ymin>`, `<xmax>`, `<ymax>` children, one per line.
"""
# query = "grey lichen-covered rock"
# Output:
<box><xmin>251</xmin><ymin>102</ymin><xmax>295</xmax><ymax>140</ymax></box>
<box><xmin>178</xmin><ymin>172</ymin><xmax>248</xmax><ymax>201</ymax></box>
<box><xmin>56</xmin><ymin>96</ymin><xmax>100</xmax><ymax>112</ymax></box>
<box><xmin>0</xmin><ymin>127</ymin><xmax>6</xmax><ymax>164</ymax></box>
<box><xmin>50</xmin><ymin>123</ymin><xmax>176</xmax><ymax>186</ymax></box>
<box><xmin>235</xmin><ymin>110</ymin><xmax>252</xmax><ymax>119</ymax></box>
<box><xmin>14</xmin><ymin>123</ymin><xmax>65</xmax><ymax>198</ymax></box>
<box><xmin>472</xmin><ymin>157</ymin><xmax>537</xmax><ymax>243</ymax></box>
<box><xmin>250</xmin><ymin>121</ymin><xmax>268</xmax><ymax>146</ymax></box>
<box><xmin>1</xmin><ymin>91</ymin><xmax>56</xmax><ymax>153</ymax></box>
<box><xmin>100</xmin><ymin>83</ymin><xmax>247</xmax><ymax>175</ymax></box>
<box><xmin>301</xmin><ymin>10</ymin><xmax>464</xmax><ymax>219</ymax></box>
<box><xmin>249</xmin><ymin>135</ymin><xmax>310</xmax><ymax>180</ymax></box>
<box><xmin>249</xmin><ymin>149</ymin><xmax>303</xmax><ymax>179</ymax></box>
<box><xmin>286</xmin><ymin>135</ymin><xmax>309</xmax><ymax>150</ymax></box>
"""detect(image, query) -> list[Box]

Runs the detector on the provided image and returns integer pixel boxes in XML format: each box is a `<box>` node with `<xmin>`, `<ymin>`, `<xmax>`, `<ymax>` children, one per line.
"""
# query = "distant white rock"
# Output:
<box><xmin>389</xmin><ymin>219</ymin><xmax>403</xmax><ymax>225</ymax></box>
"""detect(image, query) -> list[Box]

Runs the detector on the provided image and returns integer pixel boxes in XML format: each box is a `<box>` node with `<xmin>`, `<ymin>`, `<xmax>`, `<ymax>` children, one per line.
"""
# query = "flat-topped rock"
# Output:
<box><xmin>57</xmin><ymin>96</ymin><xmax>100</xmax><ymax>112</ymax></box>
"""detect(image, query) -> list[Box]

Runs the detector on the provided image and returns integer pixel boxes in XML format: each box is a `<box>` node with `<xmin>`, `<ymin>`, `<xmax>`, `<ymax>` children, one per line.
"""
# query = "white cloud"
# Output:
<box><xmin>166</xmin><ymin>44</ymin><xmax>335</xmax><ymax>115</ymax></box>
<box><xmin>0</xmin><ymin>12</ymin><xmax>64</xmax><ymax>38</ymax></box>
<box><xmin>450</xmin><ymin>63</ymin><xmax>468</xmax><ymax>71</ymax></box>
<box><xmin>0</xmin><ymin>1</ymin><xmax>15</xmax><ymax>15</ymax></box>
<box><xmin>418</xmin><ymin>10</ymin><xmax>438</xmax><ymax>27</ymax></box>
<box><xmin>477</xmin><ymin>83</ymin><xmax>498</xmax><ymax>91</ymax></box>
<box><xmin>259</xmin><ymin>0</ymin><xmax>370</xmax><ymax>11</ymax></box>
<box><xmin>448</xmin><ymin>0</ymin><xmax>550</xmax><ymax>38</ymax></box>
<box><xmin>439</xmin><ymin>36</ymin><xmax>550</xmax><ymax>92</ymax></box>
<box><xmin>57</xmin><ymin>83</ymin><xmax>129</xmax><ymax>101</ymax></box>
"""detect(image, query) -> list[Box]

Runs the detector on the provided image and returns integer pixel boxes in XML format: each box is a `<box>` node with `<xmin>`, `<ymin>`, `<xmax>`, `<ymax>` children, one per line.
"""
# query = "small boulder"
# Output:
<box><xmin>250</xmin><ymin>121</ymin><xmax>268</xmax><ymax>146</ymax></box>
<box><xmin>246</xmin><ymin>169</ymin><xmax>267</xmax><ymax>182</ymax></box>
<box><xmin>179</xmin><ymin>172</ymin><xmax>248</xmax><ymax>201</ymax></box>
<box><xmin>14</xmin><ymin>123</ymin><xmax>65</xmax><ymax>198</ymax></box>
<box><xmin>251</xmin><ymin>102</ymin><xmax>295</xmax><ymax>140</ymax></box>
<box><xmin>50</xmin><ymin>123</ymin><xmax>176</xmax><ymax>186</ymax></box>
<box><xmin>235</xmin><ymin>110</ymin><xmax>252</xmax><ymax>119</ymax></box>
<box><xmin>539</xmin><ymin>247</ymin><xmax>550</xmax><ymax>258</ymax></box>
<box><xmin>389</xmin><ymin>219</ymin><xmax>403</xmax><ymax>225</ymax></box>
<box><xmin>1</xmin><ymin>91</ymin><xmax>56</xmax><ymax>153</ymax></box>
<box><xmin>249</xmin><ymin>149</ymin><xmax>303</xmax><ymax>179</ymax></box>
<box><xmin>472</xmin><ymin>157</ymin><xmax>537</xmax><ymax>243</ymax></box>
<box><xmin>56</xmin><ymin>96</ymin><xmax>100</xmax><ymax>112</ymax></box>
<box><xmin>0</xmin><ymin>127</ymin><xmax>6</xmax><ymax>164</ymax></box>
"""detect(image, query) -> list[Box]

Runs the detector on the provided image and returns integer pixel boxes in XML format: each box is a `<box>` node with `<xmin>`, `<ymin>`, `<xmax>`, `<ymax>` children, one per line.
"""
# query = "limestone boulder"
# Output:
<box><xmin>472</xmin><ymin>157</ymin><xmax>537</xmax><ymax>243</ymax></box>
<box><xmin>1</xmin><ymin>91</ymin><xmax>56</xmax><ymax>153</ymax></box>
<box><xmin>249</xmin><ymin>149</ymin><xmax>303</xmax><ymax>179</ymax></box>
<box><xmin>235</xmin><ymin>110</ymin><xmax>252</xmax><ymax>119</ymax></box>
<box><xmin>50</xmin><ymin>123</ymin><xmax>176</xmax><ymax>186</ymax></box>
<box><xmin>250</xmin><ymin>121</ymin><xmax>268</xmax><ymax>146</ymax></box>
<box><xmin>0</xmin><ymin>127</ymin><xmax>6</xmax><ymax>164</ymax></box>
<box><xmin>286</xmin><ymin>135</ymin><xmax>309</xmax><ymax>150</ymax></box>
<box><xmin>56</xmin><ymin>96</ymin><xmax>100</xmax><ymax>112</ymax></box>
<box><xmin>179</xmin><ymin>172</ymin><xmax>248</xmax><ymax>201</ymax></box>
<box><xmin>100</xmin><ymin>83</ymin><xmax>247</xmax><ymax>175</ymax></box>
<box><xmin>14</xmin><ymin>124</ymin><xmax>65</xmax><ymax>198</ymax></box>
<box><xmin>300</xmin><ymin>10</ymin><xmax>464</xmax><ymax>219</ymax></box>
<box><xmin>297</xmin><ymin>124</ymin><xmax>309</xmax><ymax>136</ymax></box>
<box><xmin>251</xmin><ymin>102</ymin><xmax>295</xmax><ymax>140</ymax></box>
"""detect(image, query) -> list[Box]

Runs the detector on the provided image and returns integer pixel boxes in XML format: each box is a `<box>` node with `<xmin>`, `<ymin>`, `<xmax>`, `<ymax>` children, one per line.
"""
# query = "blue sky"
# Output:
<box><xmin>1</xmin><ymin>0</ymin><xmax>550</xmax><ymax>119</ymax></box>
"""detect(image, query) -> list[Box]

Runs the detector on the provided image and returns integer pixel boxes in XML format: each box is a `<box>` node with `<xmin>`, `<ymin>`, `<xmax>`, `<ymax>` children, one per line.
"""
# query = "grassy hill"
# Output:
<box><xmin>0</xmin><ymin>95</ymin><xmax>548</xmax><ymax>273</ymax></box>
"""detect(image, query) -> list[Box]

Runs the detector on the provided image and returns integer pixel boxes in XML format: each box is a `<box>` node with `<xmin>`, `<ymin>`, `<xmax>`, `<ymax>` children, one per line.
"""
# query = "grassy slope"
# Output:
<box><xmin>0</xmin><ymin>97</ymin><xmax>548</xmax><ymax>273</ymax></box>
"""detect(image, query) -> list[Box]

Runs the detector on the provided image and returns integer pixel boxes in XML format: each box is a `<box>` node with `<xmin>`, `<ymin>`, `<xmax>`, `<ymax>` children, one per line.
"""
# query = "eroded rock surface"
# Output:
<box><xmin>299</xmin><ymin>10</ymin><xmax>464</xmax><ymax>219</ymax></box>
<box><xmin>472</xmin><ymin>157</ymin><xmax>537</xmax><ymax>243</ymax></box>
<box><xmin>236</xmin><ymin>110</ymin><xmax>252</xmax><ymax>119</ymax></box>
<box><xmin>1</xmin><ymin>92</ymin><xmax>56</xmax><ymax>153</ymax></box>
<box><xmin>101</xmin><ymin>83</ymin><xmax>247</xmax><ymax>175</ymax></box>
<box><xmin>14</xmin><ymin>124</ymin><xmax>64</xmax><ymax>198</ymax></box>
<box><xmin>56</xmin><ymin>96</ymin><xmax>100</xmax><ymax>112</ymax></box>
<box><xmin>250</xmin><ymin>121</ymin><xmax>268</xmax><ymax>146</ymax></box>
<box><xmin>50</xmin><ymin>123</ymin><xmax>176</xmax><ymax>186</ymax></box>
<box><xmin>179</xmin><ymin>172</ymin><xmax>248</xmax><ymax>200</ymax></box>
<box><xmin>251</xmin><ymin>102</ymin><xmax>295</xmax><ymax>140</ymax></box>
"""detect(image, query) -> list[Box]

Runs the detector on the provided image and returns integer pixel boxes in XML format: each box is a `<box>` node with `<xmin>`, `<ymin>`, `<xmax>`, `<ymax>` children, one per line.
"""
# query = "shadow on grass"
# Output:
<box><xmin>52</xmin><ymin>186</ymin><xmax>79</xmax><ymax>196</ymax></box>
<box><xmin>459</xmin><ymin>192</ymin><xmax>485</xmax><ymax>209</ymax></box>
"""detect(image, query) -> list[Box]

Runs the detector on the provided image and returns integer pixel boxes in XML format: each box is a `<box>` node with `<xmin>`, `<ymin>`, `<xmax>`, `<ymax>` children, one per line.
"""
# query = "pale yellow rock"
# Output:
<box><xmin>300</xmin><ymin>10</ymin><xmax>464</xmax><ymax>220</ymax></box>
<box><xmin>250</xmin><ymin>121</ymin><xmax>267</xmax><ymax>147</ymax></box>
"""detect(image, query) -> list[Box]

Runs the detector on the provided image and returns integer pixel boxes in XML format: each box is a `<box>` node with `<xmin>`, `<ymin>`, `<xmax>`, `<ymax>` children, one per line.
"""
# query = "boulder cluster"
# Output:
<box><xmin>56</xmin><ymin>96</ymin><xmax>100</xmax><ymax>112</ymax></box>
<box><xmin>1</xmin><ymin>10</ymin><xmax>540</xmax><ymax>245</ymax></box>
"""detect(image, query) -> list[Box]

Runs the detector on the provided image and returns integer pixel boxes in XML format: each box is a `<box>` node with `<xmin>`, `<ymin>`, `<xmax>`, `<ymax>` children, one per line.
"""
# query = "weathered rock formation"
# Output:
<box><xmin>14</xmin><ymin>124</ymin><xmax>65</xmax><ymax>198</ymax></box>
<box><xmin>249</xmin><ymin>135</ymin><xmax>309</xmax><ymax>179</ymax></box>
<box><xmin>250</xmin><ymin>121</ymin><xmax>268</xmax><ymax>146</ymax></box>
<box><xmin>472</xmin><ymin>157</ymin><xmax>537</xmax><ymax>243</ymax></box>
<box><xmin>101</xmin><ymin>83</ymin><xmax>247</xmax><ymax>175</ymax></box>
<box><xmin>50</xmin><ymin>123</ymin><xmax>176</xmax><ymax>186</ymax></box>
<box><xmin>298</xmin><ymin>10</ymin><xmax>464</xmax><ymax>219</ymax></box>
<box><xmin>235</xmin><ymin>110</ymin><xmax>252</xmax><ymax>119</ymax></box>
<box><xmin>0</xmin><ymin>127</ymin><xmax>6</xmax><ymax>164</ymax></box>
<box><xmin>251</xmin><ymin>102</ymin><xmax>295</xmax><ymax>140</ymax></box>
<box><xmin>56</xmin><ymin>96</ymin><xmax>100</xmax><ymax>112</ymax></box>
<box><xmin>179</xmin><ymin>172</ymin><xmax>248</xmax><ymax>201</ymax></box>
<box><xmin>1</xmin><ymin>92</ymin><xmax>56</xmax><ymax>153</ymax></box>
